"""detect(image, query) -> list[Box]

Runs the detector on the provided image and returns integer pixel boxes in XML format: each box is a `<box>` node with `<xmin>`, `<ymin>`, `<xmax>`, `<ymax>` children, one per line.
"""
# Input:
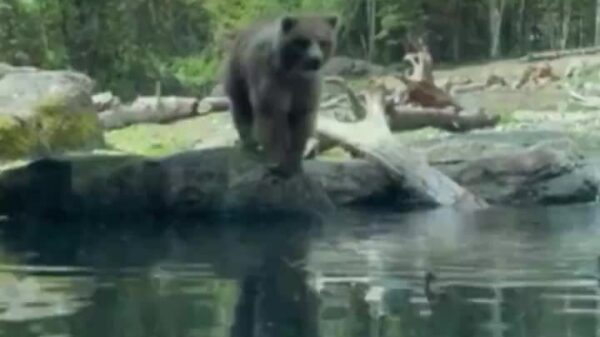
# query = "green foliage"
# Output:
<box><xmin>379</xmin><ymin>1</ymin><xmax>425</xmax><ymax>34</ymax></box>
<box><xmin>499</xmin><ymin>111</ymin><xmax>519</xmax><ymax>125</ymax></box>
<box><xmin>105</xmin><ymin>114</ymin><xmax>225</xmax><ymax>156</ymax></box>
<box><xmin>168</xmin><ymin>54</ymin><xmax>221</xmax><ymax>92</ymax></box>
<box><xmin>0</xmin><ymin>0</ymin><xmax>598</xmax><ymax>96</ymax></box>
<box><xmin>203</xmin><ymin>0</ymin><xmax>290</xmax><ymax>31</ymax></box>
<box><xmin>300</xmin><ymin>0</ymin><xmax>345</xmax><ymax>11</ymax></box>
<box><xmin>0</xmin><ymin>115</ymin><xmax>36</xmax><ymax>160</ymax></box>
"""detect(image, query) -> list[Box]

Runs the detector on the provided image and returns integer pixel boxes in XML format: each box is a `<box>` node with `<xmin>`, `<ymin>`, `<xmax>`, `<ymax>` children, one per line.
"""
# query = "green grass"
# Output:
<box><xmin>105</xmin><ymin>113</ymin><xmax>234</xmax><ymax>156</ymax></box>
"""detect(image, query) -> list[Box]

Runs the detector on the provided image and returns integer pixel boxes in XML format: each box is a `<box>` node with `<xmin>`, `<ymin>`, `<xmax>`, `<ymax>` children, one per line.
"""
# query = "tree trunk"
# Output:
<box><xmin>489</xmin><ymin>0</ymin><xmax>506</xmax><ymax>58</ymax></box>
<box><xmin>596</xmin><ymin>0</ymin><xmax>600</xmax><ymax>45</ymax></box>
<box><xmin>366</xmin><ymin>0</ymin><xmax>377</xmax><ymax>62</ymax></box>
<box><xmin>452</xmin><ymin>0</ymin><xmax>462</xmax><ymax>61</ymax></box>
<box><xmin>561</xmin><ymin>0</ymin><xmax>572</xmax><ymax>49</ymax></box>
<box><xmin>579</xmin><ymin>15</ymin><xmax>584</xmax><ymax>47</ymax></box>
<box><xmin>517</xmin><ymin>0</ymin><xmax>527</xmax><ymax>53</ymax></box>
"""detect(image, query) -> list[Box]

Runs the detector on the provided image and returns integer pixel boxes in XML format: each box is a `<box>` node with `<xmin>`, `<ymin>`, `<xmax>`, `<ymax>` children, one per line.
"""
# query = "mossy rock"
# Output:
<box><xmin>0</xmin><ymin>96</ymin><xmax>104</xmax><ymax>160</ymax></box>
<box><xmin>0</xmin><ymin>69</ymin><xmax>104</xmax><ymax>160</ymax></box>
<box><xmin>0</xmin><ymin>115</ymin><xmax>36</xmax><ymax>159</ymax></box>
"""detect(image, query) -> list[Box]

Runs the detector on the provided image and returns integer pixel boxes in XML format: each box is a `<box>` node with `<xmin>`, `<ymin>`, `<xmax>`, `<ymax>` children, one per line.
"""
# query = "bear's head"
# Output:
<box><xmin>277</xmin><ymin>14</ymin><xmax>340</xmax><ymax>76</ymax></box>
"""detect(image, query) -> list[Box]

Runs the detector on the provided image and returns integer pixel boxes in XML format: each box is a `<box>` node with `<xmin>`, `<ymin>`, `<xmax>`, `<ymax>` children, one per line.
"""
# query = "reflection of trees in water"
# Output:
<box><xmin>0</xmin><ymin>270</ymin><xmax>94</xmax><ymax>336</ymax></box>
<box><xmin>73</xmin><ymin>267</ymin><xmax>238</xmax><ymax>337</ymax></box>
<box><xmin>0</xmin><ymin>267</ymin><xmax>240</xmax><ymax>337</ymax></box>
<box><xmin>0</xmin><ymin>214</ymin><xmax>323</xmax><ymax>337</ymax></box>
<box><xmin>2</xmin><ymin>210</ymin><xmax>600</xmax><ymax>337</ymax></box>
<box><xmin>301</xmin><ymin>207</ymin><xmax>600</xmax><ymax>337</ymax></box>
<box><xmin>312</xmin><ymin>272</ymin><xmax>600</xmax><ymax>337</ymax></box>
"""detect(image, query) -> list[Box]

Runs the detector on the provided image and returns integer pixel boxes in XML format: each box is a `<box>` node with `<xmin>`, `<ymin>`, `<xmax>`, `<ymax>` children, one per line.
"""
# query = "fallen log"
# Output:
<box><xmin>450</xmin><ymin>83</ymin><xmax>487</xmax><ymax>95</ymax></box>
<box><xmin>92</xmin><ymin>92</ymin><xmax>121</xmax><ymax>112</ymax></box>
<box><xmin>197</xmin><ymin>96</ymin><xmax>231</xmax><ymax>114</ymax></box>
<box><xmin>441</xmin><ymin>76</ymin><xmax>473</xmax><ymax>93</ymax></box>
<box><xmin>99</xmin><ymin>96</ymin><xmax>230</xmax><ymax>130</ymax></box>
<box><xmin>522</xmin><ymin>46</ymin><xmax>600</xmax><ymax>62</ymax></box>
<box><xmin>386</xmin><ymin>107</ymin><xmax>500</xmax><ymax>132</ymax></box>
<box><xmin>99</xmin><ymin>96</ymin><xmax>198</xmax><ymax>130</ymax></box>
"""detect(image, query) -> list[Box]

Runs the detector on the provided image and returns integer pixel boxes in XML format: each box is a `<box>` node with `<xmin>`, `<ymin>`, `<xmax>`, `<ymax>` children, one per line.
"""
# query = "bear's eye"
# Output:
<box><xmin>292</xmin><ymin>38</ymin><xmax>310</xmax><ymax>49</ymax></box>
<box><xmin>318</xmin><ymin>40</ymin><xmax>332</xmax><ymax>50</ymax></box>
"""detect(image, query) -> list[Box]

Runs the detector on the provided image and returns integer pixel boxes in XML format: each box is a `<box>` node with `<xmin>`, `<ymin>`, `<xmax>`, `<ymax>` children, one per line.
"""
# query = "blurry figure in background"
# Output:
<box><xmin>529</xmin><ymin>24</ymin><xmax>543</xmax><ymax>52</ymax></box>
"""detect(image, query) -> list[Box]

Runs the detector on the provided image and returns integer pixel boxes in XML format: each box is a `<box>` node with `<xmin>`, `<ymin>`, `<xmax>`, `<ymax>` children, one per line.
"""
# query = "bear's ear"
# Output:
<box><xmin>325</xmin><ymin>15</ymin><xmax>339</xmax><ymax>29</ymax></box>
<box><xmin>281</xmin><ymin>16</ymin><xmax>297</xmax><ymax>34</ymax></box>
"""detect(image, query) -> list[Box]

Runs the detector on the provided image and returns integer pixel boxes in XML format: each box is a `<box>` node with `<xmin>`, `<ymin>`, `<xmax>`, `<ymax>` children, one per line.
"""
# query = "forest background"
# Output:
<box><xmin>2</xmin><ymin>0</ymin><xmax>599</xmax><ymax>99</ymax></box>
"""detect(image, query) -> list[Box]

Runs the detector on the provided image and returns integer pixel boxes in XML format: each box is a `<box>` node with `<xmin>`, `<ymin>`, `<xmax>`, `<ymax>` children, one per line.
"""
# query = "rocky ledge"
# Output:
<box><xmin>0</xmin><ymin>64</ymin><xmax>598</xmax><ymax>218</ymax></box>
<box><xmin>0</xmin><ymin>132</ymin><xmax>597</xmax><ymax>218</ymax></box>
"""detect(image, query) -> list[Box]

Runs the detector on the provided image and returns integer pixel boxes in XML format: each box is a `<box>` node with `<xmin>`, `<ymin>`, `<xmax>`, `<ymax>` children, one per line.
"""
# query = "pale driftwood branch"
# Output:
<box><xmin>316</xmin><ymin>84</ymin><xmax>391</xmax><ymax>149</ymax></box>
<box><xmin>320</xmin><ymin>95</ymin><xmax>348</xmax><ymax>110</ymax></box>
<box><xmin>393</xmin><ymin>37</ymin><xmax>461</xmax><ymax>111</ymax></box>
<box><xmin>312</xmin><ymin>76</ymin><xmax>497</xmax><ymax>159</ymax></box>
<box><xmin>404</xmin><ymin>37</ymin><xmax>434</xmax><ymax>84</ymax></box>
<box><xmin>316</xmin><ymin>82</ymin><xmax>486</xmax><ymax>209</ymax></box>
<box><xmin>324</xmin><ymin>76</ymin><xmax>366</xmax><ymax>120</ymax></box>
<box><xmin>566</xmin><ymin>85</ymin><xmax>600</xmax><ymax>108</ymax></box>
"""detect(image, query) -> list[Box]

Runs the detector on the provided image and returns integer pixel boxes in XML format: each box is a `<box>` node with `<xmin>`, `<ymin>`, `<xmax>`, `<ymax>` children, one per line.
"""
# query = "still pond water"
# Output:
<box><xmin>0</xmin><ymin>205</ymin><xmax>599</xmax><ymax>337</ymax></box>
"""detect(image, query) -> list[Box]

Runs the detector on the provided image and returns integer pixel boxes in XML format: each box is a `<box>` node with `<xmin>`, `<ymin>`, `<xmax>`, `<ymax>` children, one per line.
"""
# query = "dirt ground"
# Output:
<box><xmin>435</xmin><ymin>54</ymin><xmax>600</xmax><ymax>114</ymax></box>
<box><xmin>107</xmin><ymin>54</ymin><xmax>599</xmax><ymax>156</ymax></box>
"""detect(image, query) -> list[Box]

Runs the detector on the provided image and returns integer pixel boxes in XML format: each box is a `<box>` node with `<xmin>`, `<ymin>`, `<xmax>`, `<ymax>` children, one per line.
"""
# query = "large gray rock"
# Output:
<box><xmin>0</xmin><ymin>63</ymin><xmax>37</xmax><ymax>79</ymax></box>
<box><xmin>0</xmin><ymin>70</ymin><xmax>95</xmax><ymax>118</ymax></box>
<box><xmin>0</xmin><ymin>68</ymin><xmax>104</xmax><ymax>160</ymax></box>
<box><xmin>425</xmin><ymin>137</ymin><xmax>599</xmax><ymax>205</ymax></box>
<box><xmin>0</xmin><ymin>149</ymin><xmax>391</xmax><ymax>217</ymax></box>
<box><xmin>0</xmin><ymin>138</ymin><xmax>596</xmax><ymax>218</ymax></box>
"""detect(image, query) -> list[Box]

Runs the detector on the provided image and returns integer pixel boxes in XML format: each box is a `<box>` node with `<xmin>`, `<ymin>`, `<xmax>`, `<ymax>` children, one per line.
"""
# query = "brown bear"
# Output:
<box><xmin>224</xmin><ymin>14</ymin><xmax>339</xmax><ymax>177</ymax></box>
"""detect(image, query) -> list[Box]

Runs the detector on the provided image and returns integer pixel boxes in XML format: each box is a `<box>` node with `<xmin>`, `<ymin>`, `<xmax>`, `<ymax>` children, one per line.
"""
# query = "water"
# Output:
<box><xmin>0</xmin><ymin>205</ymin><xmax>599</xmax><ymax>337</ymax></box>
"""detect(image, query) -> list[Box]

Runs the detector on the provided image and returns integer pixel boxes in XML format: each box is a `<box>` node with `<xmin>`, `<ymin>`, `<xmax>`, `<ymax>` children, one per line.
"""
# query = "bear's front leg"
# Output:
<box><xmin>251</xmin><ymin>93</ymin><xmax>292</xmax><ymax>176</ymax></box>
<box><xmin>280</xmin><ymin>109</ymin><xmax>316</xmax><ymax>176</ymax></box>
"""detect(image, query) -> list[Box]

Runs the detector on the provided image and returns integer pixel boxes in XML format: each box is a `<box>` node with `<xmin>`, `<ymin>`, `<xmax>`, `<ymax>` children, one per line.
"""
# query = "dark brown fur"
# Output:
<box><xmin>224</xmin><ymin>14</ymin><xmax>339</xmax><ymax>177</ymax></box>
